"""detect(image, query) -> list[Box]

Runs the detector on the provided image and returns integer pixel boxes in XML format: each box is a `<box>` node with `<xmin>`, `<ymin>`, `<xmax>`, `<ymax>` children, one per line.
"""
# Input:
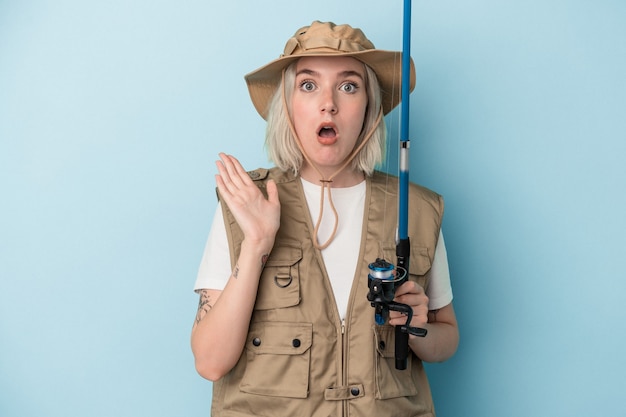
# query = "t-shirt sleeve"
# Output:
<box><xmin>194</xmin><ymin>204</ymin><xmax>232</xmax><ymax>293</ymax></box>
<box><xmin>425</xmin><ymin>230</ymin><xmax>454</xmax><ymax>310</ymax></box>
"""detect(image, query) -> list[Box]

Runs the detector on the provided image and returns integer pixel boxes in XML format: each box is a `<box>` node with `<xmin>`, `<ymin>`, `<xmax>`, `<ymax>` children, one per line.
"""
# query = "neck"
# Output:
<box><xmin>300</xmin><ymin>165</ymin><xmax>365</xmax><ymax>188</ymax></box>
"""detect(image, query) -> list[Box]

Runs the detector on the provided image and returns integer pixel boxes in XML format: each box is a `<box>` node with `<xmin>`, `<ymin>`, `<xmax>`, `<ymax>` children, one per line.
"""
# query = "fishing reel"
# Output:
<box><xmin>367</xmin><ymin>257</ymin><xmax>427</xmax><ymax>369</ymax></box>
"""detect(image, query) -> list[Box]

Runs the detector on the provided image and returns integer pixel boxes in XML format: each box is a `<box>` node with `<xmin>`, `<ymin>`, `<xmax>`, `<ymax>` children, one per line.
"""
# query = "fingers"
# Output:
<box><xmin>213</xmin><ymin>153</ymin><xmax>281</xmax><ymax>244</ymax></box>
<box><xmin>266</xmin><ymin>179</ymin><xmax>279</xmax><ymax>204</ymax></box>
<box><xmin>215</xmin><ymin>153</ymin><xmax>260</xmax><ymax>205</ymax></box>
<box><xmin>216</xmin><ymin>153</ymin><xmax>252</xmax><ymax>193</ymax></box>
<box><xmin>394</xmin><ymin>280</ymin><xmax>425</xmax><ymax>299</ymax></box>
<box><xmin>389</xmin><ymin>281</ymin><xmax>429</xmax><ymax>327</ymax></box>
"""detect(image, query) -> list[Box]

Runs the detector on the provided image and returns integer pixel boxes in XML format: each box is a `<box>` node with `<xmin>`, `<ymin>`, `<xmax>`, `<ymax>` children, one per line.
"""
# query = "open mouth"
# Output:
<box><xmin>318</xmin><ymin>124</ymin><xmax>337</xmax><ymax>138</ymax></box>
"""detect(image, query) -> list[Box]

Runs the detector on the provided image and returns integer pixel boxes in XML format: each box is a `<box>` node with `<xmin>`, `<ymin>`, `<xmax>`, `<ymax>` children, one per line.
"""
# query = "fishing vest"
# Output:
<box><xmin>213</xmin><ymin>168</ymin><xmax>444</xmax><ymax>417</ymax></box>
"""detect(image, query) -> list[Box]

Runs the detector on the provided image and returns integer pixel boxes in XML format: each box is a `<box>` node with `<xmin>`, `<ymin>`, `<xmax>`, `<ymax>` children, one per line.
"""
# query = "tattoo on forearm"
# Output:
<box><xmin>194</xmin><ymin>290</ymin><xmax>212</xmax><ymax>326</ymax></box>
<box><xmin>428</xmin><ymin>309</ymin><xmax>440</xmax><ymax>323</ymax></box>
<box><xmin>233</xmin><ymin>254</ymin><xmax>269</xmax><ymax>280</ymax></box>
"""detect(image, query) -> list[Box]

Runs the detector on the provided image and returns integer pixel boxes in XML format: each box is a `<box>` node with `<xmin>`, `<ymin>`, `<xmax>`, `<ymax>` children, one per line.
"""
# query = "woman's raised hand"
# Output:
<box><xmin>215</xmin><ymin>153</ymin><xmax>281</xmax><ymax>248</ymax></box>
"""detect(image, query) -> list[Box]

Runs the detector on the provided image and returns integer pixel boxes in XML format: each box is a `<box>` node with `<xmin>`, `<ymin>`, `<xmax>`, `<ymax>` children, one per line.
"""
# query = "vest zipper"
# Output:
<box><xmin>341</xmin><ymin>317</ymin><xmax>347</xmax><ymax>417</ymax></box>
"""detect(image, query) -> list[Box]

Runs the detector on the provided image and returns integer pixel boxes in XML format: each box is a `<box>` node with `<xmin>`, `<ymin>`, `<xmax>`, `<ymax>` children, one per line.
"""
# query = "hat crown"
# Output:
<box><xmin>282</xmin><ymin>21</ymin><xmax>375</xmax><ymax>57</ymax></box>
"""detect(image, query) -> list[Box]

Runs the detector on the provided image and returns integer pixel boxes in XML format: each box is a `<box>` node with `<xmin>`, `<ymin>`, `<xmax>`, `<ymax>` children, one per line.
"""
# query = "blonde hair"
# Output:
<box><xmin>264</xmin><ymin>60</ymin><xmax>386</xmax><ymax>176</ymax></box>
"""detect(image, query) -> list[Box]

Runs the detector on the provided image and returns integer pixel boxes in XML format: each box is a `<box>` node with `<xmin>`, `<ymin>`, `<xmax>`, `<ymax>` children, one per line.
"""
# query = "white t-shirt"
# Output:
<box><xmin>194</xmin><ymin>178</ymin><xmax>453</xmax><ymax>319</ymax></box>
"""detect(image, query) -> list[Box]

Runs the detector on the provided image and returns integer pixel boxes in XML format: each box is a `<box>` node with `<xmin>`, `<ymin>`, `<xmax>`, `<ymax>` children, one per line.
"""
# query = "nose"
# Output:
<box><xmin>320</xmin><ymin>91</ymin><xmax>338</xmax><ymax>114</ymax></box>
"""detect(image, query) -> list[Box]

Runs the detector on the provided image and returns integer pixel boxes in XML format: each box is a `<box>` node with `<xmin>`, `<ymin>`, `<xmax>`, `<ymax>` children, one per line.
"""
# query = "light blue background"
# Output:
<box><xmin>1</xmin><ymin>1</ymin><xmax>624</xmax><ymax>416</ymax></box>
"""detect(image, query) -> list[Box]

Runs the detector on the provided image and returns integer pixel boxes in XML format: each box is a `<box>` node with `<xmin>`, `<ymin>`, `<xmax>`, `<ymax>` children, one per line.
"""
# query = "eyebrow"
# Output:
<box><xmin>296</xmin><ymin>68</ymin><xmax>365</xmax><ymax>80</ymax></box>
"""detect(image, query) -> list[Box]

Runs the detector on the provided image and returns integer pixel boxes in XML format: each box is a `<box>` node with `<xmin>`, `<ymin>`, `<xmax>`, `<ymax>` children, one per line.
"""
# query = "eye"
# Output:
<box><xmin>299</xmin><ymin>80</ymin><xmax>316</xmax><ymax>92</ymax></box>
<box><xmin>340</xmin><ymin>82</ymin><xmax>359</xmax><ymax>94</ymax></box>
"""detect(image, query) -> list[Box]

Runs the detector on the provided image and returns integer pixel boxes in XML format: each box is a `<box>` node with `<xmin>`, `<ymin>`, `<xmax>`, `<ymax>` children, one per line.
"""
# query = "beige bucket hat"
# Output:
<box><xmin>245</xmin><ymin>21</ymin><xmax>415</xmax><ymax>120</ymax></box>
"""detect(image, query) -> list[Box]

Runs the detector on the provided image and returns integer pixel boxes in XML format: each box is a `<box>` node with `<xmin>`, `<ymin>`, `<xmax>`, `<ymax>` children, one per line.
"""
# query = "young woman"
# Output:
<box><xmin>191</xmin><ymin>21</ymin><xmax>459</xmax><ymax>417</ymax></box>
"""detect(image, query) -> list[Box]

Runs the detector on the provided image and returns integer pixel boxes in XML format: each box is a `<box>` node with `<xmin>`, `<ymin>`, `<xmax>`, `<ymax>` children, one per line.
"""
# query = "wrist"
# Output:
<box><xmin>241</xmin><ymin>237</ymin><xmax>275</xmax><ymax>257</ymax></box>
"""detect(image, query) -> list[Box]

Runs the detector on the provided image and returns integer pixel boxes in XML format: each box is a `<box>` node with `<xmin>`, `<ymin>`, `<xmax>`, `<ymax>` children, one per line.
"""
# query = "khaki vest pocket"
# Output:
<box><xmin>255</xmin><ymin>242</ymin><xmax>302</xmax><ymax>310</ymax></box>
<box><xmin>373</xmin><ymin>325</ymin><xmax>418</xmax><ymax>399</ymax></box>
<box><xmin>240</xmin><ymin>321</ymin><xmax>312</xmax><ymax>399</ymax></box>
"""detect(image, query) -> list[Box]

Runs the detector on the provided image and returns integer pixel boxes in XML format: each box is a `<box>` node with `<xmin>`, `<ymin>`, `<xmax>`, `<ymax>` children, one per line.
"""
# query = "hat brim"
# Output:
<box><xmin>245</xmin><ymin>49</ymin><xmax>415</xmax><ymax>120</ymax></box>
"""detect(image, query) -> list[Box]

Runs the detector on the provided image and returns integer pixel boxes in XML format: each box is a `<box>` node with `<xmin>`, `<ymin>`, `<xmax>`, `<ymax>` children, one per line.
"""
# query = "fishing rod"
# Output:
<box><xmin>367</xmin><ymin>0</ymin><xmax>426</xmax><ymax>371</ymax></box>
